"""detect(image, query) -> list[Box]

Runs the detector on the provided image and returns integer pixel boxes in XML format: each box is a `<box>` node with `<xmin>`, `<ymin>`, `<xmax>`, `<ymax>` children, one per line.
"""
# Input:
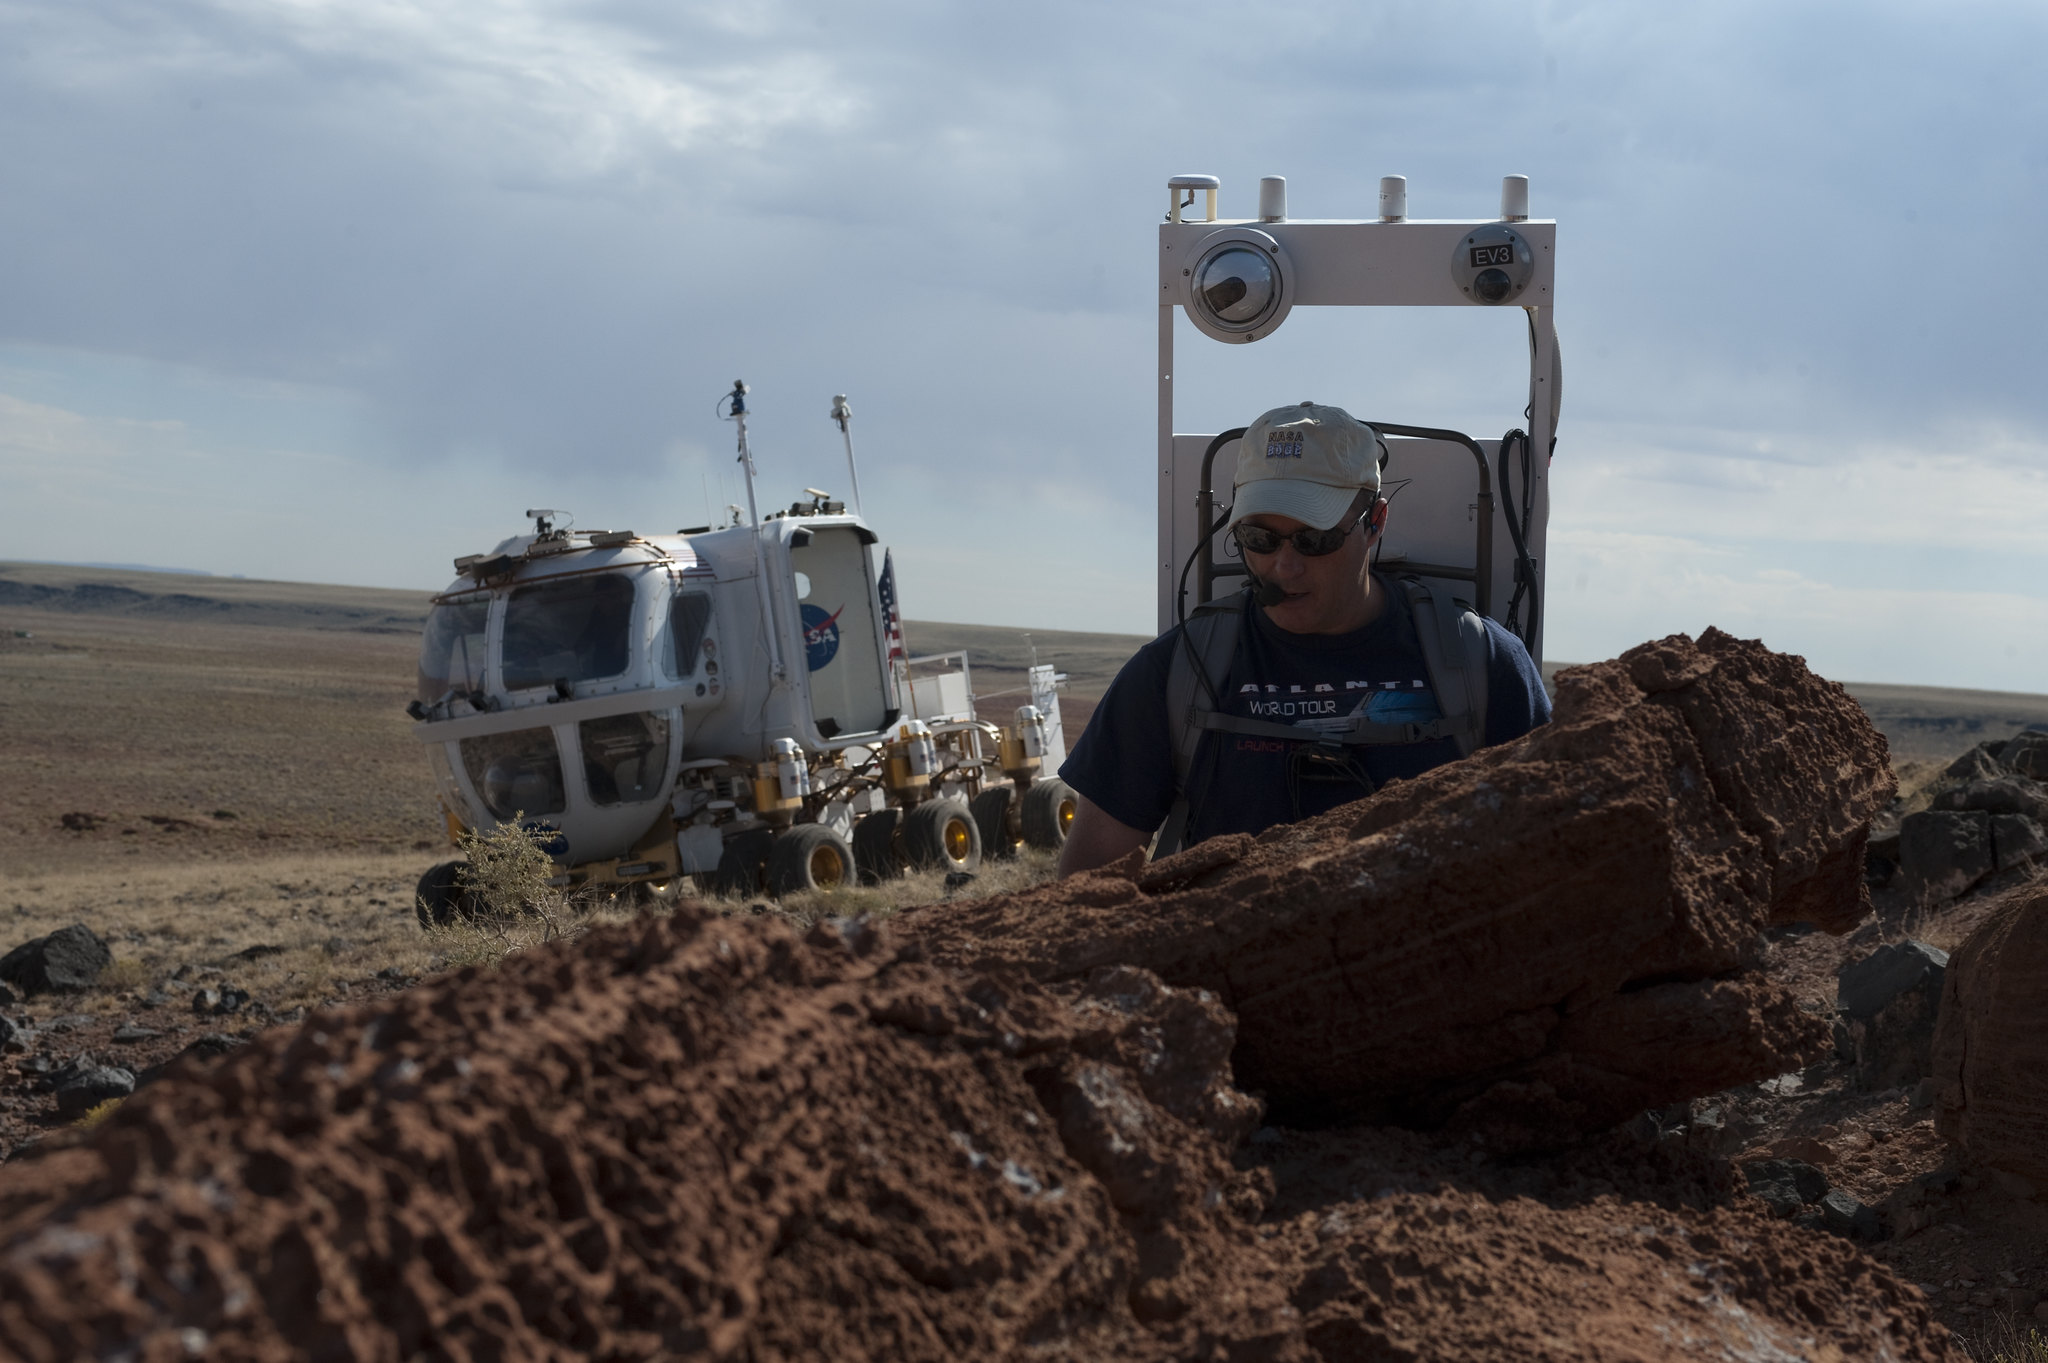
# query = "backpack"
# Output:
<box><xmin>1155</xmin><ymin>575</ymin><xmax>1491</xmax><ymax>856</ymax></box>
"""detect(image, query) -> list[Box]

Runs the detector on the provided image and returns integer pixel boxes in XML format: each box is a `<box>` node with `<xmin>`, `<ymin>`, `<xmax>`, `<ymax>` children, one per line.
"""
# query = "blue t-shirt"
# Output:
<box><xmin>1061</xmin><ymin>576</ymin><xmax>1551</xmax><ymax>846</ymax></box>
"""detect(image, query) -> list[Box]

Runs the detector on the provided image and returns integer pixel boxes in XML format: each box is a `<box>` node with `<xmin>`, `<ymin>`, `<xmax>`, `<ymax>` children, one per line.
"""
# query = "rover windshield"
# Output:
<box><xmin>418</xmin><ymin>597</ymin><xmax>490</xmax><ymax>706</ymax></box>
<box><xmin>502</xmin><ymin>574</ymin><xmax>634</xmax><ymax>692</ymax></box>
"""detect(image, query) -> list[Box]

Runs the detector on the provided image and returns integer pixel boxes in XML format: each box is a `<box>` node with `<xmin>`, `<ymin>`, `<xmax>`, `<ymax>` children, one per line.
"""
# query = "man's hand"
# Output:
<box><xmin>1056</xmin><ymin>793</ymin><xmax>1151</xmax><ymax>878</ymax></box>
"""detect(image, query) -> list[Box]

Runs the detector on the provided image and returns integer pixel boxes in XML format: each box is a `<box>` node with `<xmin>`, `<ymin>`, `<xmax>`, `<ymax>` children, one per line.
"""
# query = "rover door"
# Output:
<box><xmin>789</xmin><ymin>526</ymin><xmax>890</xmax><ymax>738</ymax></box>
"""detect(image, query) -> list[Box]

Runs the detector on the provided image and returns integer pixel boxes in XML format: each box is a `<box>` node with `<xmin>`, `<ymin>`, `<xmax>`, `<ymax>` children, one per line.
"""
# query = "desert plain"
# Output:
<box><xmin>3</xmin><ymin>558</ymin><xmax>2048</xmax><ymax>1359</ymax></box>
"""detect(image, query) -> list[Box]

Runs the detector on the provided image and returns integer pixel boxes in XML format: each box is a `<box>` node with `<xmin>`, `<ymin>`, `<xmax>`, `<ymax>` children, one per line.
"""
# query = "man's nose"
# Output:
<box><xmin>1268</xmin><ymin>543</ymin><xmax>1306</xmax><ymax>579</ymax></box>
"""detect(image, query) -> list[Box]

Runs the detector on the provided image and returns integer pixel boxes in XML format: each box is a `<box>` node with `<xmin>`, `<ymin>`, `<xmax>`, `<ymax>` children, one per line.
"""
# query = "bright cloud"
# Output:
<box><xmin>0</xmin><ymin>0</ymin><xmax>2043</xmax><ymax>687</ymax></box>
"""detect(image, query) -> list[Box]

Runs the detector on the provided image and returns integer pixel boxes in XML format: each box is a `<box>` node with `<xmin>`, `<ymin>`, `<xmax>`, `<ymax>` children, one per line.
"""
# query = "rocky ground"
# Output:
<box><xmin>7</xmin><ymin>565</ymin><xmax>2048</xmax><ymax>1359</ymax></box>
<box><xmin>5</xmin><ymin>631</ymin><xmax>2044</xmax><ymax>1360</ymax></box>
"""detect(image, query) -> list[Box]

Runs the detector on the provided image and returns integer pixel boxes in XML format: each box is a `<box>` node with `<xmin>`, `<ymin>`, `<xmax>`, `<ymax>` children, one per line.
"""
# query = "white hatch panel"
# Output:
<box><xmin>790</xmin><ymin>526</ymin><xmax>891</xmax><ymax>737</ymax></box>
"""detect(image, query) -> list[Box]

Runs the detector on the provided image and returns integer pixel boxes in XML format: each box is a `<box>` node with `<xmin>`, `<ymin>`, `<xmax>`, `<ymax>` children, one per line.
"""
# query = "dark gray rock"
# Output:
<box><xmin>136</xmin><ymin>1031</ymin><xmax>246</xmax><ymax>1089</ymax></box>
<box><xmin>1839</xmin><ymin>940</ymin><xmax>1948</xmax><ymax>1091</ymax></box>
<box><xmin>0</xmin><ymin>924</ymin><xmax>112</xmax><ymax>996</ymax></box>
<box><xmin>180</xmin><ymin>1032</ymin><xmax>244</xmax><ymax>1063</ymax></box>
<box><xmin>109</xmin><ymin>1022</ymin><xmax>160</xmax><ymax>1044</ymax></box>
<box><xmin>190</xmin><ymin>985</ymin><xmax>249</xmax><ymax>1016</ymax></box>
<box><xmin>1898</xmin><ymin>810</ymin><xmax>1993</xmax><ymax>897</ymax></box>
<box><xmin>1932</xmin><ymin>776</ymin><xmax>2048</xmax><ymax>822</ymax></box>
<box><xmin>1992</xmin><ymin>814</ymin><xmax>2048</xmax><ymax>868</ymax></box>
<box><xmin>1945</xmin><ymin>744</ymin><xmax>2005</xmax><ymax>782</ymax></box>
<box><xmin>1997</xmin><ymin>730</ymin><xmax>2048</xmax><ymax>781</ymax></box>
<box><xmin>0</xmin><ymin>1014</ymin><xmax>21</xmax><ymax>1053</ymax></box>
<box><xmin>1865</xmin><ymin>830</ymin><xmax>1901</xmax><ymax>887</ymax></box>
<box><xmin>0</xmin><ymin>982</ymin><xmax>14</xmax><ymax>1007</ymax></box>
<box><xmin>1839</xmin><ymin>940</ymin><xmax>1949</xmax><ymax>1020</ymax></box>
<box><xmin>1819</xmin><ymin>1188</ymin><xmax>1884</xmax><ymax>1241</ymax></box>
<box><xmin>53</xmin><ymin>1065</ymin><xmax>135</xmax><ymax>1118</ymax></box>
<box><xmin>1741</xmin><ymin>1158</ymin><xmax>1829</xmax><ymax>1217</ymax></box>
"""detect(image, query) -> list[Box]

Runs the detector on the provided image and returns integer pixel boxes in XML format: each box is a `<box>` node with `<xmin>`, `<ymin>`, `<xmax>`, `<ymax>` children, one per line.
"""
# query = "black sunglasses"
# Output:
<box><xmin>1232</xmin><ymin>503</ymin><xmax>1375</xmax><ymax>558</ymax></box>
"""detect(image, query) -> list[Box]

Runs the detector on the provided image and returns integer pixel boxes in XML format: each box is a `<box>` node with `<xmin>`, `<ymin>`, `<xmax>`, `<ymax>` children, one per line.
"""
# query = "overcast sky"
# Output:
<box><xmin>3</xmin><ymin>0</ymin><xmax>2045</xmax><ymax>690</ymax></box>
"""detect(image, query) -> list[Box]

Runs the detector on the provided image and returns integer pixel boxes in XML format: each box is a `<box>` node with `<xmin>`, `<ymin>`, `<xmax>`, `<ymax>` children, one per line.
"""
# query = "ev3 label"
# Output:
<box><xmin>1469</xmin><ymin>243</ymin><xmax>1517</xmax><ymax>268</ymax></box>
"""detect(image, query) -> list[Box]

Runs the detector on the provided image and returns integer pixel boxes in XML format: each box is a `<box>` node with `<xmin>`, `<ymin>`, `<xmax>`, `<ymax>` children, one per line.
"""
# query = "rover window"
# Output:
<box><xmin>418</xmin><ymin>598</ymin><xmax>490</xmax><ymax>705</ymax></box>
<box><xmin>502</xmin><ymin>574</ymin><xmax>633</xmax><ymax>691</ymax></box>
<box><xmin>580</xmin><ymin>711</ymin><xmax>671</xmax><ymax>806</ymax></box>
<box><xmin>670</xmin><ymin>592</ymin><xmax>712</xmax><ymax>676</ymax></box>
<box><xmin>459</xmin><ymin>727</ymin><xmax>567</xmax><ymax>820</ymax></box>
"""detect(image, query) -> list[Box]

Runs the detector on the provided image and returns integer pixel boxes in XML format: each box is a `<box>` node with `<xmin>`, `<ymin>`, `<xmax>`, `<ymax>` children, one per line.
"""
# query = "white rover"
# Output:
<box><xmin>407</xmin><ymin>385</ymin><xmax>1074</xmax><ymax>920</ymax></box>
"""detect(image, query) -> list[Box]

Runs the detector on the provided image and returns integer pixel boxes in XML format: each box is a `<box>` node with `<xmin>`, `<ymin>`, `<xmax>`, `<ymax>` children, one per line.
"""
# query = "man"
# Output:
<box><xmin>1057</xmin><ymin>401</ymin><xmax>1551</xmax><ymax>876</ymax></box>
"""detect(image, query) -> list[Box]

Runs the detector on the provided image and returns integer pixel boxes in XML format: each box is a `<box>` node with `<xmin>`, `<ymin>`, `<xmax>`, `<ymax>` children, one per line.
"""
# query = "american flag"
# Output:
<box><xmin>877</xmin><ymin>550</ymin><xmax>908</xmax><ymax>663</ymax></box>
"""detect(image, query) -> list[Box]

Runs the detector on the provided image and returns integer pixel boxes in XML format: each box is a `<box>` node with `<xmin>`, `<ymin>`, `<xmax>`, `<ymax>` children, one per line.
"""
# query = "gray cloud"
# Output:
<box><xmin>2</xmin><ymin>0</ymin><xmax>2045</xmax><ymax>672</ymax></box>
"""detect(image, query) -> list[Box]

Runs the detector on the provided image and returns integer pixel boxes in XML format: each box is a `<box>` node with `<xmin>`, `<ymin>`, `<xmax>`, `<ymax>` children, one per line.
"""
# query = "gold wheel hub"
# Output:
<box><xmin>943</xmin><ymin>817</ymin><xmax>972</xmax><ymax>863</ymax></box>
<box><xmin>809</xmin><ymin>844</ymin><xmax>845</xmax><ymax>888</ymax></box>
<box><xmin>1056</xmin><ymin>798</ymin><xmax>1075</xmax><ymax>835</ymax></box>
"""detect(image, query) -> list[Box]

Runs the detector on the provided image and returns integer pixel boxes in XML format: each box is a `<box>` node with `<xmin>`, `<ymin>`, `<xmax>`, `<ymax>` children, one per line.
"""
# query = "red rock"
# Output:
<box><xmin>908</xmin><ymin>630</ymin><xmax>1892</xmax><ymax>1139</ymax></box>
<box><xmin>1932</xmin><ymin>882</ymin><xmax>2048</xmax><ymax>1193</ymax></box>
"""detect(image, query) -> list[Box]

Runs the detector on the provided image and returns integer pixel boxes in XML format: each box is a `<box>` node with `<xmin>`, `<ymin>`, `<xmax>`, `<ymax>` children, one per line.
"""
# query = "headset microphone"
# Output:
<box><xmin>1251</xmin><ymin>574</ymin><xmax>1288</xmax><ymax>608</ymax></box>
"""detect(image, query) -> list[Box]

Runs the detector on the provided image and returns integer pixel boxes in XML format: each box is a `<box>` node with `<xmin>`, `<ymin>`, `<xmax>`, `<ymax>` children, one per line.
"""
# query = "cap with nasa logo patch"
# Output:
<box><xmin>1228</xmin><ymin>401</ymin><xmax>1385</xmax><ymax>531</ymax></box>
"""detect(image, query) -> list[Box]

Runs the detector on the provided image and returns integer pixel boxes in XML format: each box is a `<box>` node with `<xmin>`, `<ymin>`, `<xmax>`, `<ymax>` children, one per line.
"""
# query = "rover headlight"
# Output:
<box><xmin>1181</xmin><ymin>228</ymin><xmax>1294</xmax><ymax>343</ymax></box>
<box><xmin>1450</xmin><ymin>224</ymin><xmax>1535</xmax><ymax>306</ymax></box>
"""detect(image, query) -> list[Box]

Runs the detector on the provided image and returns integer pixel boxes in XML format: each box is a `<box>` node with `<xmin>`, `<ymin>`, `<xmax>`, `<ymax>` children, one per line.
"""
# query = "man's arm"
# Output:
<box><xmin>1056</xmin><ymin>793</ymin><xmax>1151</xmax><ymax>878</ymax></box>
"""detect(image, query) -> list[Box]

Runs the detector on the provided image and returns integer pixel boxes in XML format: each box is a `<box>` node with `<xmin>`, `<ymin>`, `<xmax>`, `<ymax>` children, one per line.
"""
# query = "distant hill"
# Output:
<box><xmin>6</xmin><ymin>560</ymin><xmax>2041</xmax><ymax>763</ymax></box>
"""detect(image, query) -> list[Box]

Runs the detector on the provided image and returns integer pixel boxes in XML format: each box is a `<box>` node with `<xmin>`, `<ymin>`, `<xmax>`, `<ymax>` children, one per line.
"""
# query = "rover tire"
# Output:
<box><xmin>902</xmin><ymin>797</ymin><xmax>981</xmax><ymax>873</ymax></box>
<box><xmin>1021</xmin><ymin>778</ymin><xmax>1077</xmax><ymax>851</ymax></box>
<box><xmin>706</xmin><ymin>828</ymin><xmax>774</xmax><ymax>899</ymax></box>
<box><xmin>414</xmin><ymin>860</ymin><xmax>473</xmax><ymax>929</ymax></box>
<box><xmin>970</xmin><ymin>785</ymin><xmax>1022</xmax><ymax>860</ymax></box>
<box><xmin>852</xmin><ymin>808</ymin><xmax>905</xmax><ymax>885</ymax></box>
<box><xmin>767</xmin><ymin>824</ymin><xmax>856</xmax><ymax>898</ymax></box>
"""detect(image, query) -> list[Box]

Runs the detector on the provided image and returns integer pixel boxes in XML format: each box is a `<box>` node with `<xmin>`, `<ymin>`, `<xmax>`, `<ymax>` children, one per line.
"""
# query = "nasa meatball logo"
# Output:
<box><xmin>801</xmin><ymin>603</ymin><xmax>844</xmax><ymax>672</ymax></box>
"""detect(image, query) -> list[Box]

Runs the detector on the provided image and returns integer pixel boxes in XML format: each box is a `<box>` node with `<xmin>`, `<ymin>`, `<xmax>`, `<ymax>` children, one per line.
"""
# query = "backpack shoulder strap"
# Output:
<box><xmin>1157</xmin><ymin>592</ymin><xmax>1244</xmax><ymax>856</ymax></box>
<box><xmin>1399</xmin><ymin>576</ymin><xmax>1489</xmax><ymax>757</ymax></box>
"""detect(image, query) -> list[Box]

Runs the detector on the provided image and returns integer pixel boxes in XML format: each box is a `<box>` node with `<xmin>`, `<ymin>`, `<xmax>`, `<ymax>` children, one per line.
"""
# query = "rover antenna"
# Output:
<box><xmin>724</xmin><ymin>379</ymin><xmax>787</xmax><ymax>681</ymax></box>
<box><xmin>829</xmin><ymin>394</ymin><xmax>865</xmax><ymax>516</ymax></box>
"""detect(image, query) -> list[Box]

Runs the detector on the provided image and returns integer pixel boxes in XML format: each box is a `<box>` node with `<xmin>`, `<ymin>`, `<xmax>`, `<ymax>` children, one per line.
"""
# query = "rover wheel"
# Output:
<box><xmin>767</xmin><ymin>824</ymin><xmax>856</xmax><ymax>898</ymax></box>
<box><xmin>414</xmin><ymin>859</ymin><xmax>473</xmax><ymax>929</ymax></box>
<box><xmin>970</xmin><ymin>786</ymin><xmax>1022</xmax><ymax>860</ymax></box>
<box><xmin>706</xmin><ymin>828</ymin><xmax>774</xmax><ymax>900</ymax></box>
<box><xmin>852</xmin><ymin>808</ymin><xmax>905</xmax><ymax>885</ymax></box>
<box><xmin>902</xmin><ymin>797</ymin><xmax>981</xmax><ymax>873</ymax></box>
<box><xmin>1021</xmin><ymin>778</ymin><xmax>1077</xmax><ymax>851</ymax></box>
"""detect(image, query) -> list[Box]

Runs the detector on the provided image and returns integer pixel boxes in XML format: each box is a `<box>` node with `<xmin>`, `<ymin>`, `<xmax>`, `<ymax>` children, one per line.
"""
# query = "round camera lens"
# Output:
<box><xmin>1197</xmin><ymin>247</ymin><xmax>1274</xmax><ymax>324</ymax></box>
<box><xmin>1473</xmin><ymin>267</ymin><xmax>1513</xmax><ymax>304</ymax></box>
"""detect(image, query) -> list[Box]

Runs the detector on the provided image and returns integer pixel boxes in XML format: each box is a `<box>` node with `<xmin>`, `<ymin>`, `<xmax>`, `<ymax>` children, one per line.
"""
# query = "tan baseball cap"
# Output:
<box><xmin>1229</xmin><ymin>402</ymin><xmax>1384</xmax><ymax>531</ymax></box>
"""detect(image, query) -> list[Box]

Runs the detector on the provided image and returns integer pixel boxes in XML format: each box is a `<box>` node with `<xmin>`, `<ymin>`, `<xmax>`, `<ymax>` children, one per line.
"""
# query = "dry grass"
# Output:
<box><xmin>1</xmin><ymin>828</ymin><xmax>1057</xmax><ymax>1017</ymax></box>
<box><xmin>706</xmin><ymin>848</ymin><xmax>1063</xmax><ymax>930</ymax></box>
<box><xmin>1893</xmin><ymin>757</ymin><xmax>1959</xmax><ymax>818</ymax></box>
<box><xmin>0</xmin><ymin>606</ymin><xmax>442</xmax><ymax>879</ymax></box>
<box><xmin>1962</xmin><ymin>1321</ymin><xmax>2048</xmax><ymax>1363</ymax></box>
<box><xmin>6</xmin><ymin>853</ymin><xmax>445</xmax><ymax>1014</ymax></box>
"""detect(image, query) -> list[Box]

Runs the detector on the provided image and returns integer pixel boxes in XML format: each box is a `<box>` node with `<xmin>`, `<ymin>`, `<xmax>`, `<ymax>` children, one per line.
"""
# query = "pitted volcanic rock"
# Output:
<box><xmin>0</xmin><ymin>909</ymin><xmax>1959</xmax><ymax>1361</ymax></box>
<box><xmin>0</xmin><ymin>913</ymin><xmax>1298</xmax><ymax>1362</ymax></box>
<box><xmin>908</xmin><ymin>629</ymin><xmax>1893</xmax><ymax>1138</ymax></box>
<box><xmin>1931</xmin><ymin>882</ymin><xmax>2048</xmax><ymax>1191</ymax></box>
